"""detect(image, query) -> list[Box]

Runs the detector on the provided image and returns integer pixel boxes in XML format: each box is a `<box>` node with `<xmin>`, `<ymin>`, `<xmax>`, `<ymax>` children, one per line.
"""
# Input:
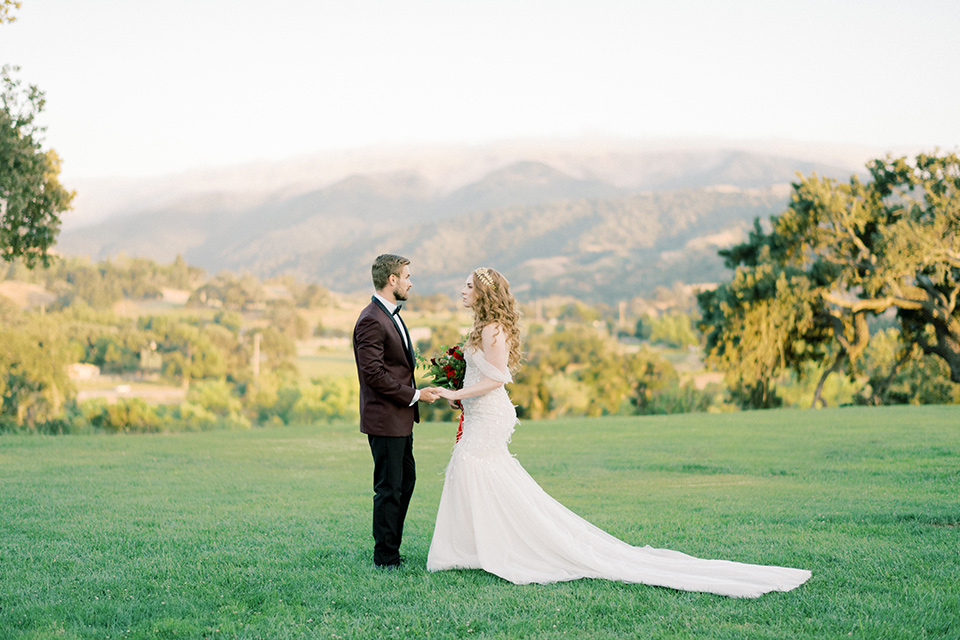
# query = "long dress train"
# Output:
<box><xmin>426</xmin><ymin>347</ymin><xmax>811</xmax><ymax>598</ymax></box>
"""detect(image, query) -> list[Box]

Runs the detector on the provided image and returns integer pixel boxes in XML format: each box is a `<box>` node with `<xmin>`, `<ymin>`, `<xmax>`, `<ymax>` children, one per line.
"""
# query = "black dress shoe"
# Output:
<box><xmin>375</xmin><ymin>557</ymin><xmax>405</xmax><ymax>571</ymax></box>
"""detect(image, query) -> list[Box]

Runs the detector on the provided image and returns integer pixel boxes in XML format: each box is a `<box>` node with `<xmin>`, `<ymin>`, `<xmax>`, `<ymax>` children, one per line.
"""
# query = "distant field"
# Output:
<box><xmin>297</xmin><ymin>343</ymin><xmax>358</xmax><ymax>380</ymax></box>
<box><xmin>1</xmin><ymin>406</ymin><xmax>958</xmax><ymax>639</ymax></box>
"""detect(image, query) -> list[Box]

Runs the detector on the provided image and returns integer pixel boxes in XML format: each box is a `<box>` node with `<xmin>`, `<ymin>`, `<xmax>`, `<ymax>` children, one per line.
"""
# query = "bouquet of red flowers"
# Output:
<box><xmin>425</xmin><ymin>341</ymin><xmax>466</xmax><ymax>442</ymax></box>
<box><xmin>426</xmin><ymin>342</ymin><xmax>466</xmax><ymax>391</ymax></box>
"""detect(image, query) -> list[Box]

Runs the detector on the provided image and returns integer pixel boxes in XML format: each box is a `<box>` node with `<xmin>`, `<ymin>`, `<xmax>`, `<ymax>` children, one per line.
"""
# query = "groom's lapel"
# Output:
<box><xmin>394</xmin><ymin>311</ymin><xmax>416</xmax><ymax>370</ymax></box>
<box><xmin>371</xmin><ymin>296</ymin><xmax>415</xmax><ymax>369</ymax></box>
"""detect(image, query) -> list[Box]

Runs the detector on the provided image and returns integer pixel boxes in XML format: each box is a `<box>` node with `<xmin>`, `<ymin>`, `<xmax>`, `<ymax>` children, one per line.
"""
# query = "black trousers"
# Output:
<box><xmin>368</xmin><ymin>434</ymin><xmax>416</xmax><ymax>566</ymax></box>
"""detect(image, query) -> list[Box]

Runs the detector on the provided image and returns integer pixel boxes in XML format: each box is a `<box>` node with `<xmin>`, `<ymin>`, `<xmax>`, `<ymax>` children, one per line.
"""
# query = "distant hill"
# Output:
<box><xmin>436</xmin><ymin>161</ymin><xmax>627</xmax><ymax>216</ymax></box>
<box><xmin>297</xmin><ymin>185</ymin><xmax>792</xmax><ymax>300</ymax></box>
<box><xmin>57</xmin><ymin>143</ymin><xmax>858</xmax><ymax>302</ymax></box>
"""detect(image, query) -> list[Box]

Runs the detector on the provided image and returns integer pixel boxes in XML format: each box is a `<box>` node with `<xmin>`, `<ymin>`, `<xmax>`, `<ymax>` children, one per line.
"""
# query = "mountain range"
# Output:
<box><xmin>57</xmin><ymin>141</ymin><xmax>866</xmax><ymax>302</ymax></box>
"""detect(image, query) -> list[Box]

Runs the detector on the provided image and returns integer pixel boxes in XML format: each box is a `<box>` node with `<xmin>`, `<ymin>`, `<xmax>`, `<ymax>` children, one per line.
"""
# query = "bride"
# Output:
<box><xmin>427</xmin><ymin>267</ymin><xmax>811</xmax><ymax>598</ymax></box>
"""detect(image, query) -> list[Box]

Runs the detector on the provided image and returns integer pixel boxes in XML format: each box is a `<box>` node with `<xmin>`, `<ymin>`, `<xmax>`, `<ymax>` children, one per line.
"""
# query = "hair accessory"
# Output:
<box><xmin>474</xmin><ymin>268</ymin><xmax>496</xmax><ymax>290</ymax></box>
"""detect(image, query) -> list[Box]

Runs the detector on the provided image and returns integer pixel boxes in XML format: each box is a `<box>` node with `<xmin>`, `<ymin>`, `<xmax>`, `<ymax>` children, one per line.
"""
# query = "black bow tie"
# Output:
<box><xmin>392</xmin><ymin>305</ymin><xmax>402</xmax><ymax>316</ymax></box>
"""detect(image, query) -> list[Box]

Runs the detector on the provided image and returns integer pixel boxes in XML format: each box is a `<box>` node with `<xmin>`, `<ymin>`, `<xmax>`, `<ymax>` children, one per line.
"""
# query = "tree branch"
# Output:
<box><xmin>915</xmin><ymin>274</ymin><xmax>950</xmax><ymax>310</ymax></box>
<box><xmin>822</xmin><ymin>291</ymin><xmax>916</xmax><ymax>313</ymax></box>
<box><xmin>844</xmin><ymin>223</ymin><xmax>875</xmax><ymax>265</ymax></box>
<box><xmin>821</xmin><ymin>310</ymin><xmax>851</xmax><ymax>350</ymax></box>
<box><xmin>914</xmin><ymin>329</ymin><xmax>948</xmax><ymax>361</ymax></box>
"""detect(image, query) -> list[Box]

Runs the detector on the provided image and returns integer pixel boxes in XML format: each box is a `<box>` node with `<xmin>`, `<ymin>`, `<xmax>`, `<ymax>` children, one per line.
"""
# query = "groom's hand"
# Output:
<box><xmin>419</xmin><ymin>387</ymin><xmax>442</xmax><ymax>403</ymax></box>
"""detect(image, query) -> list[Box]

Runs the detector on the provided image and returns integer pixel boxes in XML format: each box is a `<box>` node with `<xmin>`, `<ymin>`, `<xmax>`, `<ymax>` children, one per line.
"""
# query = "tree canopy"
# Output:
<box><xmin>699</xmin><ymin>153</ymin><xmax>960</xmax><ymax>408</ymax></box>
<box><xmin>0</xmin><ymin>1</ymin><xmax>20</xmax><ymax>24</ymax></box>
<box><xmin>1</xmin><ymin>65</ymin><xmax>74</xmax><ymax>267</ymax></box>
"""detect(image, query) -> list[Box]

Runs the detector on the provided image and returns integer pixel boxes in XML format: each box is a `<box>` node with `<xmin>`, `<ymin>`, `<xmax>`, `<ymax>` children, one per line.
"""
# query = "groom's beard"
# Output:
<box><xmin>393</xmin><ymin>286</ymin><xmax>408</xmax><ymax>302</ymax></box>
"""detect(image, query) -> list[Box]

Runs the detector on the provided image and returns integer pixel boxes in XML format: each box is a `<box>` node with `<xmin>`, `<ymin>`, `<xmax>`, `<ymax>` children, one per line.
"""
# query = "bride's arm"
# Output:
<box><xmin>445</xmin><ymin>324</ymin><xmax>509</xmax><ymax>401</ymax></box>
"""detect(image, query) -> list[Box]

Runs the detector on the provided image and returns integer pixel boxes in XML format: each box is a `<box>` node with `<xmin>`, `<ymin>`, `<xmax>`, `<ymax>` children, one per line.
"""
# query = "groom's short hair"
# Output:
<box><xmin>372</xmin><ymin>254</ymin><xmax>410</xmax><ymax>290</ymax></box>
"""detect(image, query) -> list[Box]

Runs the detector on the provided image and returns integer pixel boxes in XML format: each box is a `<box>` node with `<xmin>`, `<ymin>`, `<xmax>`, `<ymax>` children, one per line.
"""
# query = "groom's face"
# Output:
<box><xmin>392</xmin><ymin>265</ymin><xmax>413</xmax><ymax>302</ymax></box>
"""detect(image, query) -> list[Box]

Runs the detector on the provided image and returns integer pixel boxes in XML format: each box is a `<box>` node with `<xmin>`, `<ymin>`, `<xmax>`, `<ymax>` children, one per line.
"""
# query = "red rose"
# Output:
<box><xmin>446</xmin><ymin>370</ymin><xmax>455</xmax><ymax>378</ymax></box>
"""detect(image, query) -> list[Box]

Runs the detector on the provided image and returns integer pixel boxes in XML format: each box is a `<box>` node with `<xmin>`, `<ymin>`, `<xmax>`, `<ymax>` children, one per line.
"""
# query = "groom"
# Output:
<box><xmin>353</xmin><ymin>253</ymin><xmax>440</xmax><ymax>569</ymax></box>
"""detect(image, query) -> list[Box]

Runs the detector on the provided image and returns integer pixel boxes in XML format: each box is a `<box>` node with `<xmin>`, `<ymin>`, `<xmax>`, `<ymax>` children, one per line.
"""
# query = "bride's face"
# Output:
<box><xmin>460</xmin><ymin>275</ymin><xmax>478</xmax><ymax>308</ymax></box>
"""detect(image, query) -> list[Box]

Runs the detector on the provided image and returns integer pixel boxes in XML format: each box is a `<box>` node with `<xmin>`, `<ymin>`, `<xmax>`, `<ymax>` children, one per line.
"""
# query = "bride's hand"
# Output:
<box><xmin>437</xmin><ymin>387</ymin><xmax>457</xmax><ymax>401</ymax></box>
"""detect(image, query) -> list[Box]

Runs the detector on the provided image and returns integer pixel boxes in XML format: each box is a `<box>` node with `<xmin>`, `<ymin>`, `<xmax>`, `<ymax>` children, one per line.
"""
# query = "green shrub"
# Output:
<box><xmin>290</xmin><ymin>377</ymin><xmax>359</xmax><ymax>424</ymax></box>
<box><xmin>187</xmin><ymin>379</ymin><xmax>243</xmax><ymax>417</ymax></box>
<box><xmin>169</xmin><ymin>401</ymin><xmax>250</xmax><ymax>432</ymax></box>
<box><xmin>83</xmin><ymin>398</ymin><xmax>162</xmax><ymax>434</ymax></box>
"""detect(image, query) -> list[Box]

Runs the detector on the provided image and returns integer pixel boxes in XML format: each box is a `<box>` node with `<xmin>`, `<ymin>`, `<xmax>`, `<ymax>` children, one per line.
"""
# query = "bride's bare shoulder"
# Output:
<box><xmin>480</xmin><ymin>322</ymin><xmax>507</xmax><ymax>340</ymax></box>
<box><xmin>479</xmin><ymin>323</ymin><xmax>508</xmax><ymax>352</ymax></box>
<box><xmin>480</xmin><ymin>321</ymin><xmax>507</xmax><ymax>335</ymax></box>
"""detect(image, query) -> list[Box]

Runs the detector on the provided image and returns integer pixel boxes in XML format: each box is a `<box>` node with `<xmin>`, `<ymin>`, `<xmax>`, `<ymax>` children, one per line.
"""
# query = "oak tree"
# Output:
<box><xmin>1</xmin><ymin>65</ymin><xmax>74</xmax><ymax>267</ymax></box>
<box><xmin>700</xmin><ymin>153</ymin><xmax>960</xmax><ymax>407</ymax></box>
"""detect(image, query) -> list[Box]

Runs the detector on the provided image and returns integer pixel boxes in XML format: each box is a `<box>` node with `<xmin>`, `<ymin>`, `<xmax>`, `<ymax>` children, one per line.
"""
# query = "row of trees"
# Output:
<box><xmin>0</xmin><ymin>248</ymin><xmax>353</xmax><ymax>432</ymax></box>
<box><xmin>0</xmin><ymin>295</ymin><xmax>358</xmax><ymax>433</ymax></box>
<box><xmin>417</xmin><ymin>319</ymin><xmax>720</xmax><ymax>424</ymax></box>
<box><xmin>3</xmin><ymin>255</ymin><xmax>335</xmax><ymax>314</ymax></box>
<box><xmin>5</xmin><ymin>255</ymin><xmax>709</xmax><ymax>432</ymax></box>
<box><xmin>510</xmin><ymin>326</ymin><xmax>716</xmax><ymax>419</ymax></box>
<box><xmin>699</xmin><ymin>153</ymin><xmax>960</xmax><ymax>408</ymax></box>
<box><xmin>6</xmin><ymin>254</ymin><xmax>204</xmax><ymax>307</ymax></box>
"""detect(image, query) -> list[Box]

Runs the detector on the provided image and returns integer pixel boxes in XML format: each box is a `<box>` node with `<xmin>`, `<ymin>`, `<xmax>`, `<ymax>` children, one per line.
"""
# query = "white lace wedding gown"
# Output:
<box><xmin>426</xmin><ymin>347</ymin><xmax>811</xmax><ymax>598</ymax></box>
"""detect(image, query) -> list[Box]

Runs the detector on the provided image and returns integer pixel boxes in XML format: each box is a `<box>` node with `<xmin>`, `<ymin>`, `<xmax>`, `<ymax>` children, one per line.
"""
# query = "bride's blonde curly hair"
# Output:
<box><xmin>466</xmin><ymin>267</ymin><xmax>523</xmax><ymax>373</ymax></box>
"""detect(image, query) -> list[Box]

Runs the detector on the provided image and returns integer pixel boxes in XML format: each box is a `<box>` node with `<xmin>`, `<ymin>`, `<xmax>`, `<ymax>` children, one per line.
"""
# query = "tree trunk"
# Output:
<box><xmin>905</xmin><ymin>277</ymin><xmax>960</xmax><ymax>383</ymax></box>
<box><xmin>946</xmin><ymin>354</ymin><xmax>960</xmax><ymax>383</ymax></box>
<box><xmin>868</xmin><ymin>346</ymin><xmax>916</xmax><ymax>404</ymax></box>
<box><xmin>934</xmin><ymin>325</ymin><xmax>960</xmax><ymax>383</ymax></box>
<box><xmin>915</xmin><ymin>316</ymin><xmax>960</xmax><ymax>383</ymax></box>
<box><xmin>812</xmin><ymin>349</ymin><xmax>847</xmax><ymax>408</ymax></box>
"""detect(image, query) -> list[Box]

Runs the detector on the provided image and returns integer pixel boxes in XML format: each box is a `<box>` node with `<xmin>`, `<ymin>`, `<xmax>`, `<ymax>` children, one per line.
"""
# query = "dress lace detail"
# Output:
<box><xmin>454</xmin><ymin>347</ymin><xmax>517</xmax><ymax>457</ymax></box>
<box><xmin>425</xmin><ymin>348</ymin><xmax>811</xmax><ymax>597</ymax></box>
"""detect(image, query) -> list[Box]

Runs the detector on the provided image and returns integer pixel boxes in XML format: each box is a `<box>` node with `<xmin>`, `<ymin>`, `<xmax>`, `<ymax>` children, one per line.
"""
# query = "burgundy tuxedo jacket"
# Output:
<box><xmin>353</xmin><ymin>298</ymin><xmax>419</xmax><ymax>436</ymax></box>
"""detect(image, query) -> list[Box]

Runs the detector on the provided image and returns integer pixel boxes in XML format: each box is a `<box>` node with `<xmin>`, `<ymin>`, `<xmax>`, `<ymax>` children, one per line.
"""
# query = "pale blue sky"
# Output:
<box><xmin>2</xmin><ymin>0</ymin><xmax>958</xmax><ymax>179</ymax></box>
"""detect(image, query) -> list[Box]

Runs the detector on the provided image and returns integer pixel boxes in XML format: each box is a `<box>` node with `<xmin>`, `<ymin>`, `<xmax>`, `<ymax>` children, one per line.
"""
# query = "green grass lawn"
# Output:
<box><xmin>1</xmin><ymin>406</ymin><xmax>958</xmax><ymax>639</ymax></box>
